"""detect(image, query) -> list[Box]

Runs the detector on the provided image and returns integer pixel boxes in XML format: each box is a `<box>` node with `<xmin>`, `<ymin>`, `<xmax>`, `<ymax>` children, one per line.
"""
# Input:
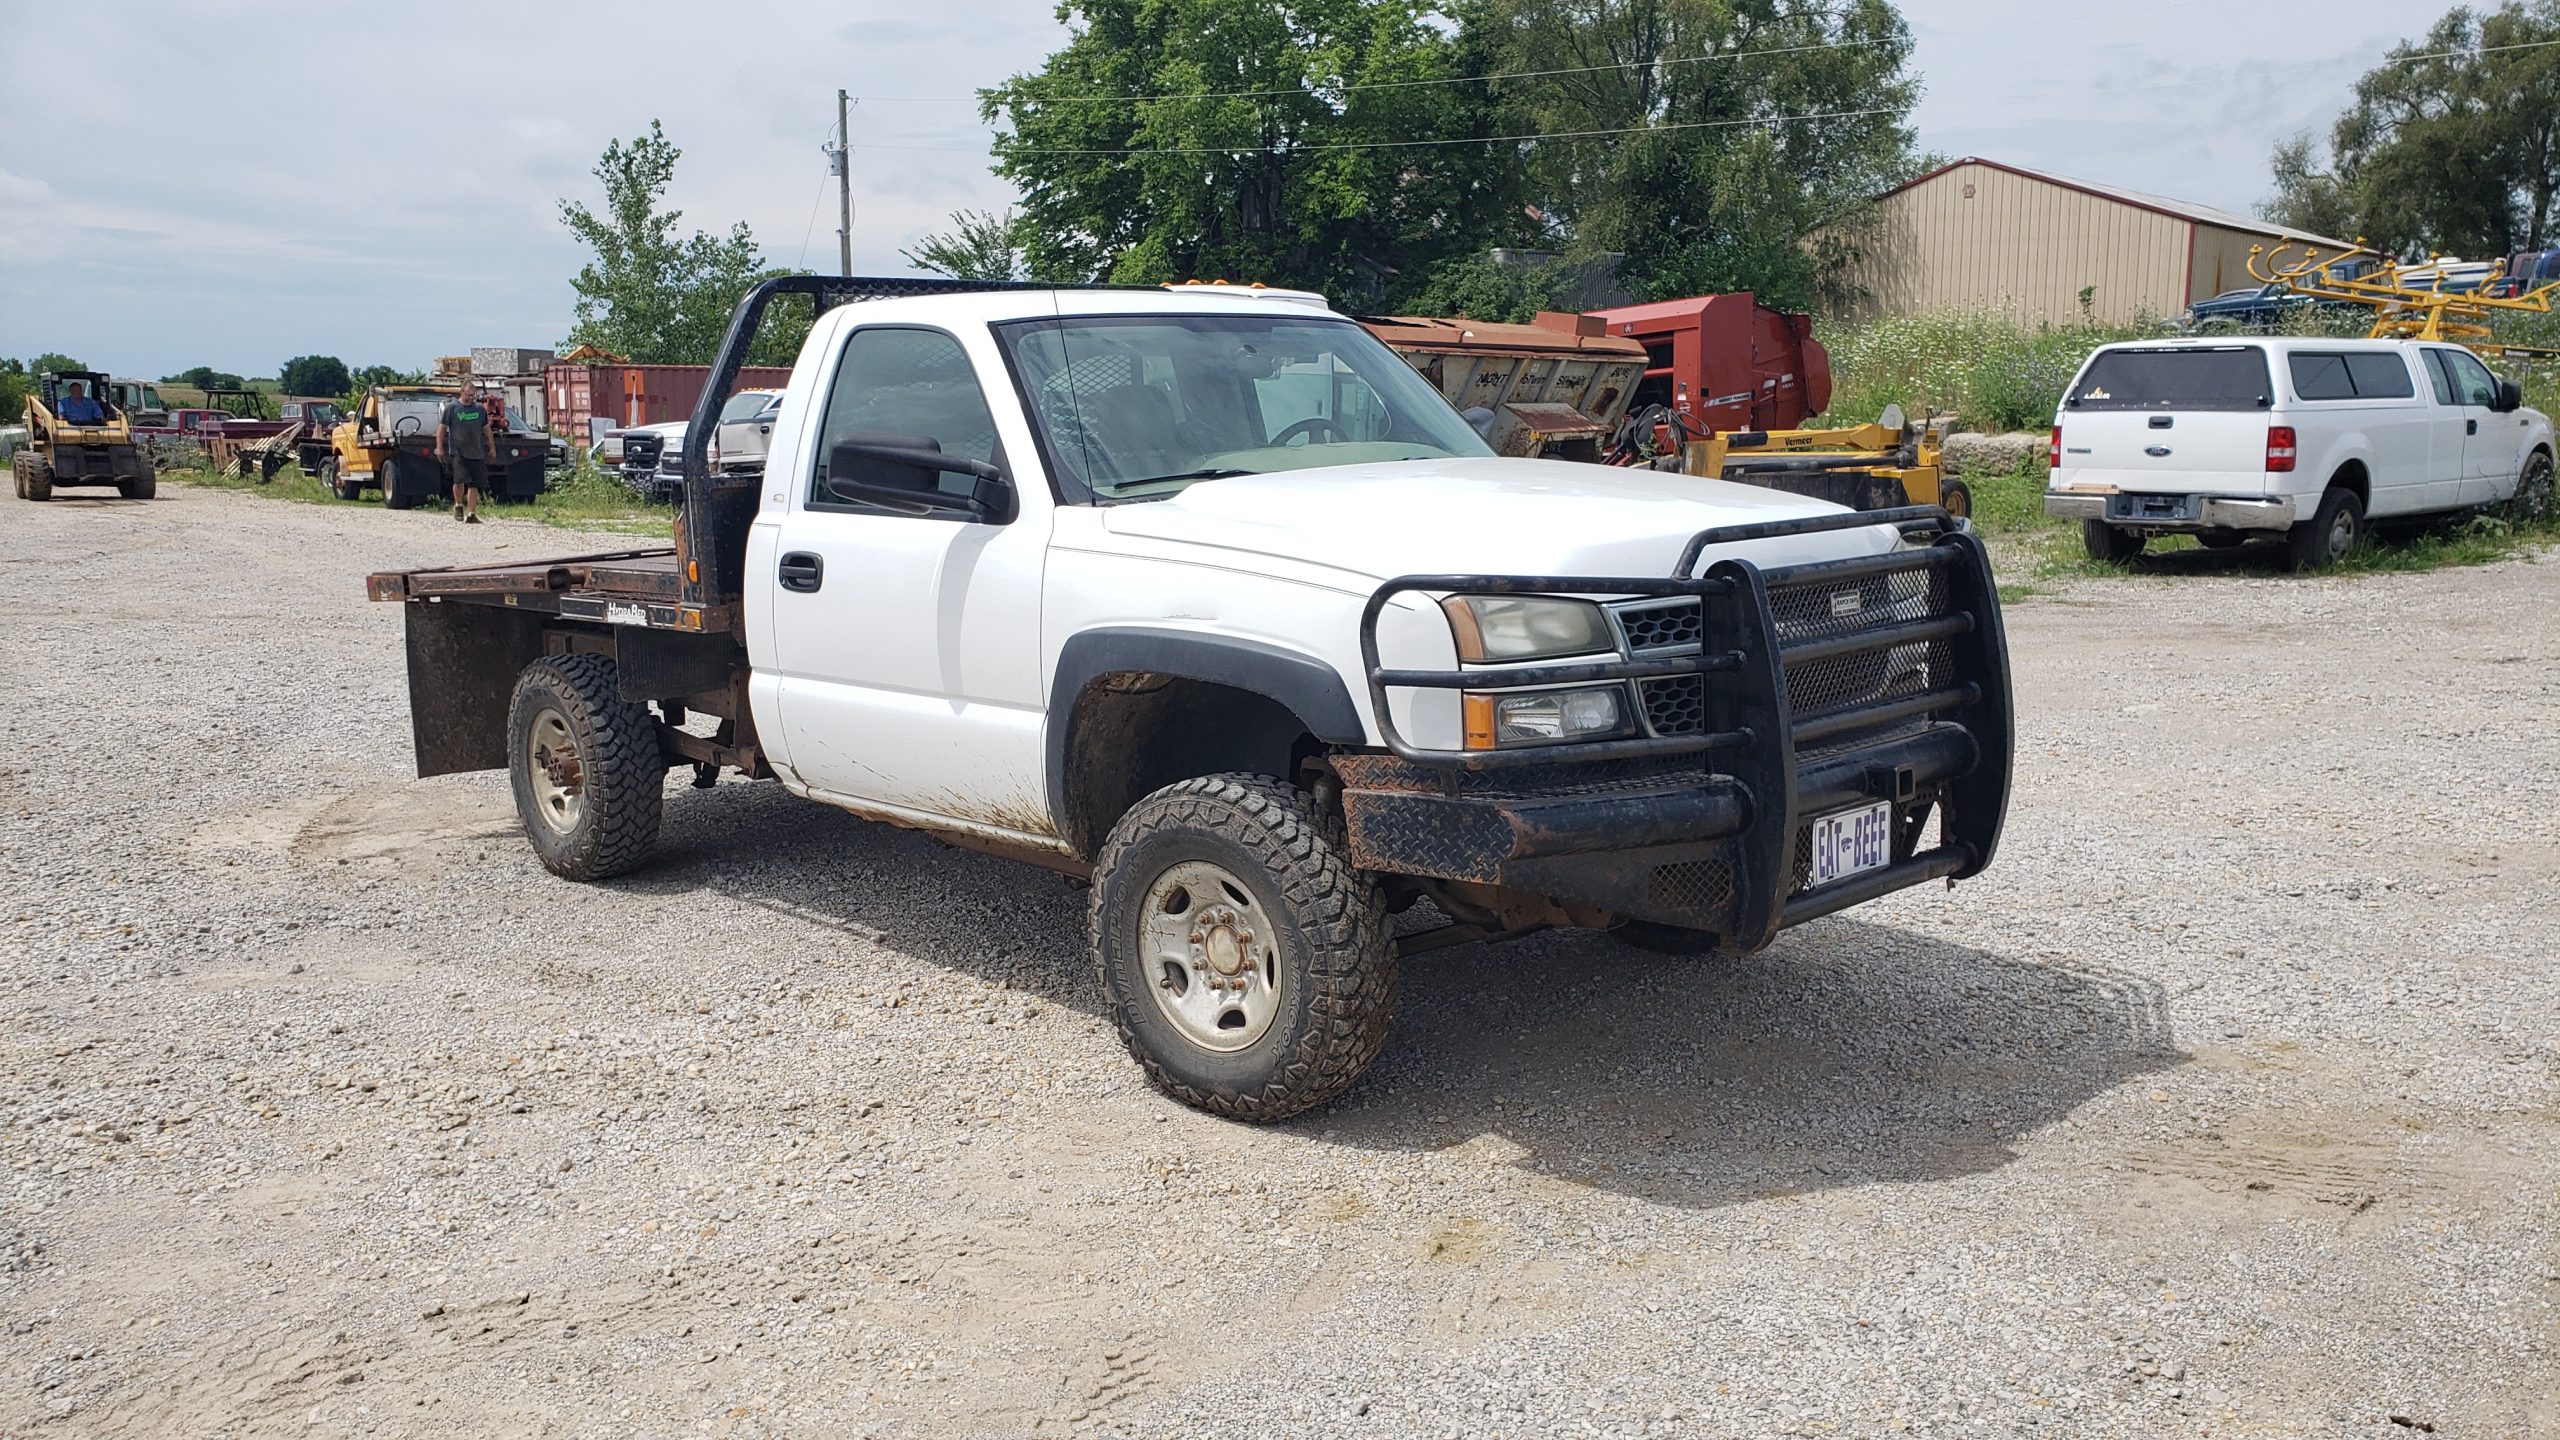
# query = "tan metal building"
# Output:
<box><xmin>1827</xmin><ymin>158</ymin><xmax>2351</xmax><ymax>325</ymax></box>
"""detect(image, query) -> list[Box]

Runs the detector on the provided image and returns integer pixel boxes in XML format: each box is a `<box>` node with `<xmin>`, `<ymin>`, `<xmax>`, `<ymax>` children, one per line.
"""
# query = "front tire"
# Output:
<box><xmin>118</xmin><ymin>463</ymin><xmax>155</xmax><ymax>500</ymax></box>
<box><xmin>506</xmin><ymin>654</ymin><xmax>664</xmax><ymax>880</ymax></box>
<box><xmin>22</xmin><ymin>456</ymin><xmax>51</xmax><ymax>502</ymax></box>
<box><xmin>2081</xmin><ymin>519</ymin><xmax>2143</xmax><ymax>562</ymax></box>
<box><xmin>2508</xmin><ymin>450</ymin><xmax>2555</xmax><ymax>523</ymax></box>
<box><xmin>1090</xmin><ymin>773</ymin><xmax>1393</xmax><ymax>1122</ymax></box>
<box><xmin>2285</xmin><ymin>486</ymin><xmax>2362</xmax><ymax>571</ymax></box>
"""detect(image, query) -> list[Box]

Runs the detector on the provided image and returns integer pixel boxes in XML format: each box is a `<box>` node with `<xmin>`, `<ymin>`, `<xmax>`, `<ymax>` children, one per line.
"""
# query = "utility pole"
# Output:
<box><xmin>834</xmin><ymin>89</ymin><xmax>854</xmax><ymax>277</ymax></box>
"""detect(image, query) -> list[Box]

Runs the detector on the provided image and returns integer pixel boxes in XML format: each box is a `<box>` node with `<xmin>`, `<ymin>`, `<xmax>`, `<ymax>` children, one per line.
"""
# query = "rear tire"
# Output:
<box><xmin>1091</xmin><ymin>773</ymin><xmax>1393</xmax><ymax>1122</ymax></box>
<box><xmin>505</xmin><ymin>654</ymin><xmax>665</xmax><ymax>880</ymax></box>
<box><xmin>10</xmin><ymin>453</ymin><xmax>26</xmax><ymax>499</ymax></box>
<box><xmin>1936</xmin><ymin>480</ymin><xmax>1972</xmax><ymax>522</ymax></box>
<box><xmin>2284</xmin><ymin>486</ymin><xmax>2362</xmax><ymax>571</ymax></box>
<box><xmin>2081</xmin><ymin>519</ymin><xmax>2143</xmax><ymax>562</ymax></box>
<box><xmin>118</xmin><ymin>467</ymin><xmax>155</xmax><ymax>500</ymax></box>
<box><xmin>383</xmin><ymin>452</ymin><xmax>416</xmax><ymax>509</ymax></box>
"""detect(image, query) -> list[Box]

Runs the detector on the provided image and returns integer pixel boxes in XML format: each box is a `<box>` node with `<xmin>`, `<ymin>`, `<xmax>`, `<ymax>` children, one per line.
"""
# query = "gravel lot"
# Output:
<box><xmin>4</xmin><ymin>485</ymin><xmax>2556</xmax><ymax>1439</ymax></box>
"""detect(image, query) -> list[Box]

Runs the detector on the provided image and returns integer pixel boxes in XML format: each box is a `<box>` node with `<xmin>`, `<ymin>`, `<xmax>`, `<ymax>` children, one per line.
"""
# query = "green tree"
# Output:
<box><xmin>0</xmin><ymin>359</ymin><xmax>27</xmax><ymax>419</ymax></box>
<box><xmin>1477</xmin><ymin>0</ymin><xmax>1924</xmax><ymax>310</ymax></box>
<box><xmin>558</xmin><ymin>120</ymin><xmax>806</xmax><ymax>366</ymax></box>
<box><xmin>903</xmin><ymin>208</ymin><xmax>1032</xmax><ymax>280</ymax></box>
<box><xmin>2268</xmin><ymin>2</ymin><xmax>2560</xmax><ymax>257</ymax></box>
<box><xmin>2261</xmin><ymin>133</ymin><xmax>2362</xmax><ymax>242</ymax></box>
<box><xmin>167</xmin><ymin>364</ymin><xmax>246</xmax><ymax>390</ymax></box>
<box><xmin>278</xmin><ymin>355</ymin><xmax>351</xmax><ymax>397</ymax></box>
<box><xmin>341</xmin><ymin>364</ymin><xmax>426</xmax><ymax>410</ymax></box>
<box><xmin>31</xmin><ymin>352</ymin><xmax>85</xmax><ymax>377</ymax></box>
<box><xmin>982</xmin><ymin>0</ymin><xmax>1524</xmax><ymax>302</ymax></box>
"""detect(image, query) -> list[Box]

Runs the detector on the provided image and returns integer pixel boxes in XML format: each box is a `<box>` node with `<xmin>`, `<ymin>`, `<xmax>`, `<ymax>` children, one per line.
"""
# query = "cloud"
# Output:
<box><xmin>0</xmin><ymin>0</ymin><xmax>2425</xmax><ymax>375</ymax></box>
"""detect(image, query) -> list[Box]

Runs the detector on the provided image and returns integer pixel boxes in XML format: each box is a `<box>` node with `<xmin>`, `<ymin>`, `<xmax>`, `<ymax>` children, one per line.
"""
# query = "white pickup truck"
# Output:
<box><xmin>2046</xmin><ymin>335</ymin><xmax>2555</xmax><ymax>569</ymax></box>
<box><xmin>369</xmin><ymin>276</ymin><xmax>2013</xmax><ymax>1120</ymax></box>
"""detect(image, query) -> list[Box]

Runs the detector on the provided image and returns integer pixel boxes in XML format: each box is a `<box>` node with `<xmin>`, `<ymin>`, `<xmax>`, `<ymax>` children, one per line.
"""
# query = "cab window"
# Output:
<box><xmin>2438</xmin><ymin>349</ymin><xmax>2500</xmax><ymax>407</ymax></box>
<box><xmin>809</xmin><ymin>327</ymin><xmax>1001</xmax><ymax>512</ymax></box>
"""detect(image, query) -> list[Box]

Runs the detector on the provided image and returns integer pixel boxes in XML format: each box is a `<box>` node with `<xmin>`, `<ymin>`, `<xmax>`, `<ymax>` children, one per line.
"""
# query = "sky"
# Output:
<box><xmin>0</xmin><ymin>0</ymin><xmax>2428</xmax><ymax>379</ymax></box>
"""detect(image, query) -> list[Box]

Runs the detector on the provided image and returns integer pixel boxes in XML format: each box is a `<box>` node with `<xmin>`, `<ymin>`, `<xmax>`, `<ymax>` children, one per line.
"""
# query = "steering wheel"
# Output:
<box><xmin>1271</xmin><ymin>416</ymin><xmax>1346</xmax><ymax>446</ymax></box>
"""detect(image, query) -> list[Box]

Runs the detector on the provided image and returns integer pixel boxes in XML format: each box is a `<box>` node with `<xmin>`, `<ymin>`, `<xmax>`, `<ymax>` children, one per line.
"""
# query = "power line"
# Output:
<box><xmin>876</xmin><ymin>32</ymin><xmax>1898</xmax><ymax>107</ymax></box>
<box><xmin>855</xmin><ymin>0</ymin><xmax>2225</xmax><ymax>107</ymax></box>
<box><xmin>845</xmin><ymin>30</ymin><xmax>2560</xmax><ymax>160</ymax></box>
<box><xmin>857</xmin><ymin>104</ymin><xmax>1901</xmax><ymax>158</ymax></box>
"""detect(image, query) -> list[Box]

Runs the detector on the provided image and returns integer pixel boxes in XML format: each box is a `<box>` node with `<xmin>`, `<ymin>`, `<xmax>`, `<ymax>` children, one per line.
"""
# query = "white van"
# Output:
<box><xmin>2046</xmin><ymin>337</ymin><xmax>2554</xmax><ymax>569</ymax></box>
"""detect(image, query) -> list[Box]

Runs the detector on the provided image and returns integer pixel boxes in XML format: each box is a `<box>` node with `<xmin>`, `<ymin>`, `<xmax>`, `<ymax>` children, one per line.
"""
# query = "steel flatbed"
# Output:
<box><xmin>365</xmin><ymin>547</ymin><xmax>738</xmax><ymax>635</ymax></box>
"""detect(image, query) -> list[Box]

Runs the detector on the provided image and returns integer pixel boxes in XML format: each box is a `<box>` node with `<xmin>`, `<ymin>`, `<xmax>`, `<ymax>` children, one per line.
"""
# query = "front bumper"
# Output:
<box><xmin>2045</xmin><ymin>490</ymin><xmax>2297</xmax><ymax>532</ymax></box>
<box><xmin>1345</xmin><ymin>507</ymin><xmax>2012</xmax><ymax>952</ymax></box>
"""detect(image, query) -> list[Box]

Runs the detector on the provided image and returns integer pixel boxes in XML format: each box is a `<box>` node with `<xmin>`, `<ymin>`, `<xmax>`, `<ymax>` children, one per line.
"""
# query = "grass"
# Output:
<box><xmin>1956</xmin><ymin>455</ymin><xmax>2558</xmax><ymax>589</ymax></box>
<box><xmin>163</xmin><ymin>451</ymin><xmax>674</xmax><ymax>538</ymax></box>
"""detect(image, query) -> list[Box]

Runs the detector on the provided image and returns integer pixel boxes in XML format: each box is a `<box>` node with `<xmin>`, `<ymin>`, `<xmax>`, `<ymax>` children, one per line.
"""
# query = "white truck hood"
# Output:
<box><xmin>1096</xmin><ymin>456</ymin><xmax>1898</xmax><ymax>583</ymax></box>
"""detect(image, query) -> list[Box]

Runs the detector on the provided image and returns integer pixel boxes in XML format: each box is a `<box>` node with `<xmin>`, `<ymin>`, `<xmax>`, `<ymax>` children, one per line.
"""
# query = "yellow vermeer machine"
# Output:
<box><xmin>1673</xmin><ymin>408</ymin><xmax>1965</xmax><ymax>521</ymax></box>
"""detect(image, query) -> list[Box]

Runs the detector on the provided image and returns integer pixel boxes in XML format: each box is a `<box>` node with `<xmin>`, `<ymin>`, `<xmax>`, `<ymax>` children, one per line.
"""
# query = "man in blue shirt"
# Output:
<box><xmin>57</xmin><ymin>382</ymin><xmax>107</xmax><ymax>426</ymax></box>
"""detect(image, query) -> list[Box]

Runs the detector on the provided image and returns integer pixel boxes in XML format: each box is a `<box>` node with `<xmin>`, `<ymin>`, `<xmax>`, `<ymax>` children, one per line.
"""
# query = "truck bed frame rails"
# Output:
<box><xmin>1349</xmin><ymin>504</ymin><xmax>2011</xmax><ymax>954</ymax></box>
<box><xmin>671</xmin><ymin>275</ymin><xmax>1155</xmax><ymax>625</ymax></box>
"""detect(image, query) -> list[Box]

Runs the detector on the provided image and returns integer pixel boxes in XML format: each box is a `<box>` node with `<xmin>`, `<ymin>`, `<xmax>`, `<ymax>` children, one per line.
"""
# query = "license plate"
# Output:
<box><xmin>1809</xmin><ymin>801</ymin><xmax>1893</xmax><ymax>888</ymax></box>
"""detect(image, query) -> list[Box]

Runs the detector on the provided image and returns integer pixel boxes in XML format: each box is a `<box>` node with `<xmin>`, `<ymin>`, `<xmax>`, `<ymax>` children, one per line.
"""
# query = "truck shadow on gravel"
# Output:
<box><xmin>635</xmin><ymin>782</ymin><xmax>2183</xmax><ymax>1210</ymax></box>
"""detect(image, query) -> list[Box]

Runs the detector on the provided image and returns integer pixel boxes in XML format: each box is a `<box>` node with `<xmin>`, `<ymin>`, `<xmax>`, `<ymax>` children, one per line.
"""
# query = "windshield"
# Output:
<box><xmin>996</xmin><ymin>313</ymin><xmax>1493</xmax><ymax>499</ymax></box>
<box><xmin>720</xmin><ymin>391</ymin><xmax>777</xmax><ymax>423</ymax></box>
<box><xmin>378</xmin><ymin>393</ymin><xmax>447</xmax><ymax>435</ymax></box>
<box><xmin>2069</xmin><ymin>347</ymin><xmax>2271</xmax><ymax>412</ymax></box>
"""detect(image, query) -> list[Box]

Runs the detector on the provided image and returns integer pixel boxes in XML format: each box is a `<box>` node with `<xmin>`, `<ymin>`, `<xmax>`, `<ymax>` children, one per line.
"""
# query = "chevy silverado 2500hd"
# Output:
<box><xmin>368</xmin><ymin>276</ymin><xmax>2013</xmax><ymax>1121</ymax></box>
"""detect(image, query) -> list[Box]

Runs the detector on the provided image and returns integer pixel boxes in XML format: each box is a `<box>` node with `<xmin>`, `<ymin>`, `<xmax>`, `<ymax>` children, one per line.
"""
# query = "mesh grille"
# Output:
<box><xmin>1768</xmin><ymin>564</ymin><xmax>1946</xmax><ymax>644</ymax></box>
<box><xmin>1640</xmin><ymin>674</ymin><xmax>1708</xmax><ymax>737</ymax></box>
<box><xmin>1613</xmin><ymin>598</ymin><xmax>1703</xmax><ymax>653</ymax></box>
<box><xmin>1647</xmin><ymin>857</ymin><xmax>1734</xmax><ymax>913</ymax></box>
<box><xmin>1784</xmin><ymin>637</ymin><xmax>1950</xmax><ymax>720</ymax></box>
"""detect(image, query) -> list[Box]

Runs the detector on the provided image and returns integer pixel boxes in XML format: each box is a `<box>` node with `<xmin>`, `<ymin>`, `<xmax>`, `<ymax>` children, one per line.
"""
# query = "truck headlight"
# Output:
<box><xmin>1441</xmin><ymin>595</ymin><xmax>1612</xmax><ymax>662</ymax></box>
<box><xmin>1462</xmin><ymin>685</ymin><xmax>1632</xmax><ymax>749</ymax></box>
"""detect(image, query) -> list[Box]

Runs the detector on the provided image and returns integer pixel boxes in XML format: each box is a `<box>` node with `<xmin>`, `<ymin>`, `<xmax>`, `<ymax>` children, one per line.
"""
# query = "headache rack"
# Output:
<box><xmin>1343</xmin><ymin>506</ymin><xmax>2011</xmax><ymax>952</ymax></box>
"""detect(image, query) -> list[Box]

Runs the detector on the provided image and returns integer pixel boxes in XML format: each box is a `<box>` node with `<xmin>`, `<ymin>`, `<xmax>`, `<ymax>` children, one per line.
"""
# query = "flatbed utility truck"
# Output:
<box><xmin>368</xmin><ymin>277</ymin><xmax>2013</xmax><ymax>1120</ymax></box>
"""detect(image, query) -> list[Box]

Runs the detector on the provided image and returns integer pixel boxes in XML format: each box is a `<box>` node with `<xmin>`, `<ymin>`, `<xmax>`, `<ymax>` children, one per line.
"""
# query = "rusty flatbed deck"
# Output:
<box><xmin>367</xmin><ymin>548</ymin><xmax>735</xmax><ymax>634</ymax></box>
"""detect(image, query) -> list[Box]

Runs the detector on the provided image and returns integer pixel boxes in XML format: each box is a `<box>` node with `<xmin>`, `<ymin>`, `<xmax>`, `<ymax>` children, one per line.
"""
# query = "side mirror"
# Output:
<box><xmin>2494</xmin><ymin>379</ymin><xmax>2524</xmax><ymax>413</ymax></box>
<box><xmin>824</xmin><ymin>431</ymin><xmax>1013</xmax><ymax>522</ymax></box>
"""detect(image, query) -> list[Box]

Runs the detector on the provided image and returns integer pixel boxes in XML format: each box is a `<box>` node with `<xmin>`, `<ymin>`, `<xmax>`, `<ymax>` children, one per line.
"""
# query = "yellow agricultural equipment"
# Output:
<box><xmin>13</xmin><ymin>369</ymin><xmax>155</xmax><ymax>501</ymax></box>
<box><xmin>2249</xmin><ymin>240</ymin><xmax>2560</xmax><ymax>344</ymax></box>
<box><xmin>1675</xmin><ymin>408</ymin><xmax>1966</xmax><ymax>520</ymax></box>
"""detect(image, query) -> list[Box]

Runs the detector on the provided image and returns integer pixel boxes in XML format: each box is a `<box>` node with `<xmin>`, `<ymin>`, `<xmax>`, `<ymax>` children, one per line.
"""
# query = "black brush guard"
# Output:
<box><xmin>1345</xmin><ymin>506</ymin><xmax>2011</xmax><ymax>952</ymax></box>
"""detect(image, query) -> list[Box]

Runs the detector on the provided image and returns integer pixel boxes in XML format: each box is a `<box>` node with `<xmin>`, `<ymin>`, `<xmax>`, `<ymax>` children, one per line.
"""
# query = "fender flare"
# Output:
<box><xmin>1045</xmin><ymin>627</ymin><xmax>1367</xmax><ymax>836</ymax></box>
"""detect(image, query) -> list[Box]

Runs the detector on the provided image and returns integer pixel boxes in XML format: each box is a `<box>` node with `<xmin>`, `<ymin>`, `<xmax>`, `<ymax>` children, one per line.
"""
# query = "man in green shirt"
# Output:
<box><xmin>437</xmin><ymin>385</ymin><xmax>491</xmax><ymax>523</ymax></box>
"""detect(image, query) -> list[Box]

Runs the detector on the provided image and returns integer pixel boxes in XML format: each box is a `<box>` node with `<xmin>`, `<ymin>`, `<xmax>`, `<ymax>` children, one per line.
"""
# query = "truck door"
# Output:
<box><xmin>763</xmin><ymin>324</ymin><xmax>1057</xmax><ymax>837</ymax></box>
<box><xmin>2428</xmin><ymin>346</ymin><xmax>2516</xmax><ymax>505</ymax></box>
<box><xmin>2419</xmin><ymin>348</ymin><xmax>2496</xmax><ymax>509</ymax></box>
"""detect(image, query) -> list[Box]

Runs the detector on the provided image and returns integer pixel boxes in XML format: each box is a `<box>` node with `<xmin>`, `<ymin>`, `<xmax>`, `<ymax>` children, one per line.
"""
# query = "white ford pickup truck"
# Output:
<box><xmin>2046</xmin><ymin>335</ymin><xmax>2555</xmax><ymax>568</ymax></box>
<box><xmin>369</xmin><ymin>277</ymin><xmax>2013</xmax><ymax>1120</ymax></box>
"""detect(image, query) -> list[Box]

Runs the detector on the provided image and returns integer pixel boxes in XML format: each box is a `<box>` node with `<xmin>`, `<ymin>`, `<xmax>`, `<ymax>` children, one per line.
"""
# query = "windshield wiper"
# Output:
<box><xmin>1123</xmin><ymin>467</ymin><xmax>1257</xmax><ymax>488</ymax></box>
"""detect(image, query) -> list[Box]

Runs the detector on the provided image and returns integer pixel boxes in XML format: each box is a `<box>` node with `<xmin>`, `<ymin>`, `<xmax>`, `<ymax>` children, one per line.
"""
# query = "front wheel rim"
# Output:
<box><xmin>1137</xmin><ymin>859</ymin><xmax>1283</xmax><ymax>1052</ymax></box>
<box><xmin>524</xmin><ymin>706</ymin><xmax>584</xmax><ymax>834</ymax></box>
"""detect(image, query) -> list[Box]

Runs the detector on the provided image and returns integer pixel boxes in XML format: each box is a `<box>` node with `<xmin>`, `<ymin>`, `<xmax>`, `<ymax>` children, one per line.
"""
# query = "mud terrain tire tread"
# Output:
<box><xmin>506</xmin><ymin>653</ymin><xmax>663</xmax><ymax>881</ymax></box>
<box><xmin>1090</xmin><ymin>772</ymin><xmax>1392</xmax><ymax>1123</ymax></box>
